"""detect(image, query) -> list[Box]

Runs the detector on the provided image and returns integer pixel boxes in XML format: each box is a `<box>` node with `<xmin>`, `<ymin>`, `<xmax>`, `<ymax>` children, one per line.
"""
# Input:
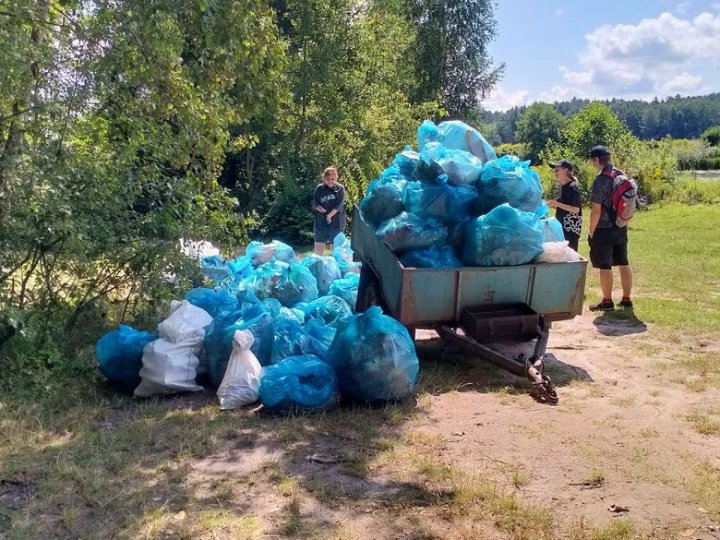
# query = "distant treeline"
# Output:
<box><xmin>484</xmin><ymin>93</ymin><xmax>720</xmax><ymax>144</ymax></box>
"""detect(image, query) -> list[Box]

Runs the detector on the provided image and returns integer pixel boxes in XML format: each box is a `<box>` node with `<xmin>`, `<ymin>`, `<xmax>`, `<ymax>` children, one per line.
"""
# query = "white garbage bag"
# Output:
<box><xmin>134</xmin><ymin>338</ymin><xmax>205</xmax><ymax>396</ymax></box>
<box><xmin>134</xmin><ymin>300</ymin><xmax>213</xmax><ymax>397</ymax></box>
<box><xmin>535</xmin><ymin>241</ymin><xmax>583</xmax><ymax>263</ymax></box>
<box><xmin>158</xmin><ymin>300</ymin><xmax>213</xmax><ymax>343</ymax></box>
<box><xmin>179</xmin><ymin>238</ymin><xmax>220</xmax><ymax>260</ymax></box>
<box><xmin>217</xmin><ymin>330</ymin><xmax>262</xmax><ymax>410</ymax></box>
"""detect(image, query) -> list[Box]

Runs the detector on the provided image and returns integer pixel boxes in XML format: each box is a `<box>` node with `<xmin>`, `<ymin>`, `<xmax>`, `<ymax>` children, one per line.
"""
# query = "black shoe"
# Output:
<box><xmin>618</xmin><ymin>298</ymin><xmax>633</xmax><ymax>308</ymax></box>
<box><xmin>589</xmin><ymin>300</ymin><xmax>615</xmax><ymax>311</ymax></box>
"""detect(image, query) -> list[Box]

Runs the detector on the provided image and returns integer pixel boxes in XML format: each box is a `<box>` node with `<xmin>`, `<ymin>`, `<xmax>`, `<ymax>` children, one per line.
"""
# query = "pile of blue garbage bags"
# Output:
<box><xmin>361</xmin><ymin>120</ymin><xmax>565</xmax><ymax>268</ymax></box>
<box><xmin>96</xmin><ymin>235</ymin><xmax>419</xmax><ymax>413</ymax></box>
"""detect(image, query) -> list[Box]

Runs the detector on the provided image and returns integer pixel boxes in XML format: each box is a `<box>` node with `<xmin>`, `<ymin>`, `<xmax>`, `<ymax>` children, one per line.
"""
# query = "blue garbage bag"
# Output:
<box><xmin>96</xmin><ymin>325</ymin><xmax>157</xmax><ymax>390</ymax></box>
<box><xmin>400</xmin><ymin>245</ymin><xmax>463</xmax><ymax>268</ymax></box>
<box><xmin>239</xmin><ymin>259</ymin><xmax>288</xmax><ymax>301</ymax></box>
<box><xmin>271</xmin><ymin>263</ymin><xmax>318</xmax><ymax>307</ymax></box>
<box><xmin>417</xmin><ymin>120</ymin><xmax>497</xmax><ymax>163</ymax></box>
<box><xmin>200</xmin><ymin>255</ymin><xmax>230</xmax><ymax>283</ymax></box>
<box><xmin>462</xmin><ymin>203</ymin><xmax>544</xmax><ymax>266</ymax></box>
<box><xmin>239</xmin><ymin>309</ymin><xmax>274</xmax><ymax>366</ymax></box>
<box><xmin>279</xmin><ymin>306</ymin><xmax>305</xmax><ymax>324</ymax></box>
<box><xmin>477</xmin><ymin>155</ymin><xmax>544</xmax><ymax>214</ymax></box>
<box><xmin>227</xmin><ymin>255</ymin><xmax>253</xmax><ymax>278</ymax></box>
<box><xmin>301</xmin><ymin>318</ymin><xmax>336</xmax><ymax>361</ymax></box>
<box><xmin>332</xmin><ymin>233</ymin><xmax>362</xmax><ymax>274</ymax></box>
<box><xmin>271</xmin><ymin>313</ymin><xmax>308</xmax><ymax>363</ymax></box>
<box><xmin>185</xmin><ymin>287</ymin><xmax>239</xmax><ymax>321</ymax></box>
<box><xmin>261</xmin><ymin>298</ymin><xmax>282</xmax><ymax>319</ymax></box>
<box><xmin>447</xmin><ymin>216</ymin><xmax>471</xmax><ymax>247</ymax></box>
<box><xmin>535</xmin><ymin>201</ymin><xmax>550</xmax><ymax>219</ymax></box>
<box><xmin>403</xmin><ymin>180</ymin><xmax>477</xmax><ymax>225</ymax></box>
<box><xmin>360</xmin><ymin>170</ymin><xmax>407</xmax><ymax>229</ymax></box>
<box><xmin>391</xmin><ymin>146</ymin><xmax>420</xmax><ymax>178</ymax></box>
<box><xmin>205</xmin><ymin>317</ymin><xmax>246</xmax><ymax>387</ymax></box>
<box><xmin>439</xmin><ymin>120</ymin><xmax>497</xmax><ymax>163</ymax></box>
<box><xmin>375</xmin><ymin>212</ymin><xmax>448</xmax><ymax>253</ymax></box>
<box><xmin>419</xmin><ymin>142</ymin><xmax>483</xmax><ymax>186</ymax></box>
<box><xmin>299</xmin><ymin>295</ymin><xmax>353</xmax><ymax>327</ymax></box>
<box><xmin>259</xmin><ymin>355</ymin><xmax>338</xmax><ymax>412</ymax></box>
<box><xmin>541</xmin><ymin>217</ymin><xmax>565</xmax><ymax>242</ymax></box>
<box><xmin>301</xmin><ymin>254</ymin><xmax>342</xmax><ymax>296</ymax></box>
<box><xmin>326</xmin><ymin>306</ymin><xmax>419</xmax><ymax>403</ymax></box>
<box><xmin>245</xmin><ymin>240</ymin><xmax>296</xmax><ymax>267</ymax></box>
<box><xmin>329</xmin><ymin>273</ymin><xmax>360</xmax><ymax>311</ymax></box>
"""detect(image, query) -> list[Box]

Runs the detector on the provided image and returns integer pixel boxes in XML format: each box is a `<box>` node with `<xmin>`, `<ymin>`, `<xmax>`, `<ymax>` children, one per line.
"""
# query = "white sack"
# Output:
<box><xmin>134</xmin><ymin>338</ymin><xmax>205</xmax><ymax>396</ymax></box>
<box><xmin>535</xmin><ymin>241</ymin><xmax>583</xmax><ymax>264</ymax></box>
<box><xmin>134</xmin><ymin>300</ymin><xmax>212</xmax><ymax>397</ymax></box>
<box><xmin>157</xmin><ymin>300</ymin><xmax>212</xmax><ymax>344</ymax></box>
<box><xmin>217</xmin><ymin>330</ymin><xmax>262</xmax><ymax>410</ymax></box>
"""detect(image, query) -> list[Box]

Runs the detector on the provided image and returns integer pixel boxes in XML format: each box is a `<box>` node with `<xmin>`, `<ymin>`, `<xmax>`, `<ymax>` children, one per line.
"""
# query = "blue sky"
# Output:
<box><xmin>484</xmin><ymin>0</ymin><xmax>720</xmax><ymax>110</ymax></box>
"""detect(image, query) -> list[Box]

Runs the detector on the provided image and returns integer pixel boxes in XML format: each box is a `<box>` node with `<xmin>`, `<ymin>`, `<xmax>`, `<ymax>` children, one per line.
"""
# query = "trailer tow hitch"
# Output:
<box><xmin>519</xmin><ymin>353</ymin><xmax>558</xmax><ymax>405</ymax></box>
<box><xmin>517</xmin><ymin>317</ymin><xmax>558</xmax><ymax>404</ymax></box>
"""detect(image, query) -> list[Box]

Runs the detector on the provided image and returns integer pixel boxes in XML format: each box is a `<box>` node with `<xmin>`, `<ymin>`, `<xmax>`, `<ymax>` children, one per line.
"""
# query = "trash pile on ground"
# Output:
<box><xmin>96</xmin><ymin>234</ymin><xmax>419</xmax><ymax>412</ymax></box>
<box><xmin>360</xmin><ymin>120</ymin><xmax>575</xmax><ymax>268</ymax></box>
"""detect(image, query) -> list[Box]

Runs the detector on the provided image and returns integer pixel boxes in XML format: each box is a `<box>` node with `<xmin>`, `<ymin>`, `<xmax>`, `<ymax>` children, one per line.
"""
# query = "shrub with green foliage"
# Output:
<box><xmin>495</xmin><ymin>143</ymin><xmax>528</xmax><ymax>159</ymax></box>
<box><xmin>514</xmin><ymin>103</ymin><xmax>566</xmax><ymax>164</ymax></box>
<box><xmin>541</xmin><ymin>103</ymin><xmax>683</xmax><ymax>203</ymax></box>
<box><xmin>0</xmin><ymin>0</ymin><xmax>287</xmax><ymax>386</ymax></box>
<box><xmin>702</xmin><ymin>126</ymin><xmax>720</xmax><ymax>147</ymax></box>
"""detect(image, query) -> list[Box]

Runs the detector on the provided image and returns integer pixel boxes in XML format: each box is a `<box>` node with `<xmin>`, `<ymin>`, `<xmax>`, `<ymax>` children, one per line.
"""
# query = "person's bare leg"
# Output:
<box><xmin>618</xmin><ymin>265</ymin><xmax>632</xmax><ymax>298</ymax></box>
<box><xmin>313</xmin><ymin>242</ymin><xmax>326</xmax><ymax>255</ymax></box>
<box><xmin>599</xmin><ymin>269</ymin><xmax>613</xmax><ymax>301</ymax></box>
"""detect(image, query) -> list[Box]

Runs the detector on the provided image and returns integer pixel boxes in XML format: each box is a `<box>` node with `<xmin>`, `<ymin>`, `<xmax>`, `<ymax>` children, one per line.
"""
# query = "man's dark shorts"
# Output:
<box><xmin>589</xmin><ymin>226</ymin><xmax>629</xmax><ymax>270</ymax></box>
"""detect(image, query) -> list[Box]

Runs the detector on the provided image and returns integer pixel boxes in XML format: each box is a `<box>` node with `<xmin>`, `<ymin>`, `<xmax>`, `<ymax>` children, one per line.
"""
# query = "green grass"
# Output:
<box><xmin>577</xmin><ymin>203</ymin><xmax>720</xmax><ymax>334</ymax></box>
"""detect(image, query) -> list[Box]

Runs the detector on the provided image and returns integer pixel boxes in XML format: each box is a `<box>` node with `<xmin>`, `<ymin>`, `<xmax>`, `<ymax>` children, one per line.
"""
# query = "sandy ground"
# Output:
<box><xmin>187</xmin><ymin>310</ymin><xmax>720</xmax><ymax>539</ymax></box>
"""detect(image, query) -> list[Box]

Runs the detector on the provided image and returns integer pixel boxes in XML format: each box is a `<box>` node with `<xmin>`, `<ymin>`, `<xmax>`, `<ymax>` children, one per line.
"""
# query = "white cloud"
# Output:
<box><xmin>482</xmin><ymin>85</ymin><xmax>530</xmax><ymax>111</ymax></box>
<box><xmin>655</xmin><ymin>72</ymin><xmax>703</xmax><ymax>94</ymax></box>
<box><xmin>560</xmin><ymin>11</ymin><xmax>719</xmax><ymax>98</ymax></box>
<box><xmin>676</xmin><ymin>1</ymin><xmax>691</xmax><ymax>14</ymax></box>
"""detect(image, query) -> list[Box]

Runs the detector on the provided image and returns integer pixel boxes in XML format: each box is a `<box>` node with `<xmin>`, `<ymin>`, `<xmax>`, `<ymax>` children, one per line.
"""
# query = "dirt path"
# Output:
<box><xmin>186</xmin><ymin>311</ymin><xmax>720</xmax><ymax>539</ymax></box>
<box><xmin>411</xmin><ymin>313</ymin><xmax>720</xmax><ymax>538</ymax></box>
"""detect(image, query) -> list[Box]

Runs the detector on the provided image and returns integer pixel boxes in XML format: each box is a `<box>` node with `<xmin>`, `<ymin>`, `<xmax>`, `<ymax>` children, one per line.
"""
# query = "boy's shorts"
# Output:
<box><xmin>589</xmin><ymin>226</ymin><xmax>628</xmax><ymax>270</ymax></box>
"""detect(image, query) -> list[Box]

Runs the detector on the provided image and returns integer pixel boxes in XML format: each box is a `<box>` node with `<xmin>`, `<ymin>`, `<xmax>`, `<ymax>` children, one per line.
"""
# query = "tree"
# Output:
<box><xmin>406</xmin><ymin>0</ymin><xmax>503</xmax><ymax>117</ymax></box>
<box><xmin>560</xmin><ymin>103</ymin><xmax>633</xmax><ymax>159</ymax></box>
<box><xmin>246</xmin><ymin>0</ymin><xmax>438</xmax><ymax>243</ymax></box>
<box><xmin>702</xmin><ymin>126</ymin><xmax>720</xmax><ymax>146</ymax></box>
<box><xmin>514</xmin><ymin>103</ymin><xmax>566</xmax><ymax>164</ymax></box>
<box><xmin>0</xmin><ymin>0</ymin><xmax>288</xmax><ymax>376</ymax></box>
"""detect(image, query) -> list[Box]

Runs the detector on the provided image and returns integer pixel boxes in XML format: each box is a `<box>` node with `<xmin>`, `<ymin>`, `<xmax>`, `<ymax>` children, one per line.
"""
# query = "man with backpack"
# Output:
<box><xmin>587</xmin><ymin>145</ymin><xmax>638</xmax><ymax>311</ymax></box>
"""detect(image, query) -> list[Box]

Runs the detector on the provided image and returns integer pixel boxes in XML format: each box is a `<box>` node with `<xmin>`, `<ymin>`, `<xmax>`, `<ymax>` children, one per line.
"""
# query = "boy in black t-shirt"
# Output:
<box><xmin>547</xmin><ymin>159</ymin><xmax>582</xmax><ymax>251</ymax></box>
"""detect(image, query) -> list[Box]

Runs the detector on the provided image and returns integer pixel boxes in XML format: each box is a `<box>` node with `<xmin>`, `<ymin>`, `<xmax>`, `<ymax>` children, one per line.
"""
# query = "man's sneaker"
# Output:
<box><xmin>589</xmin><ymin>300</ymin><xmax>615</xmax><ymax>311</ymax></box>
<box><xmin>618</xmin><ymin>298</ymin><xmax>633</xmax><ymax>308</ymax></box>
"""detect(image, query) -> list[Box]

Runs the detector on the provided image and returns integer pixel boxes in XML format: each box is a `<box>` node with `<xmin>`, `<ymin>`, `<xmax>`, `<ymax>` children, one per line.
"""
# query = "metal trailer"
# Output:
<box><xmin>351</xmin><ymin>205</ymin><xmax>588</xmax><ymax>404</ymax></box>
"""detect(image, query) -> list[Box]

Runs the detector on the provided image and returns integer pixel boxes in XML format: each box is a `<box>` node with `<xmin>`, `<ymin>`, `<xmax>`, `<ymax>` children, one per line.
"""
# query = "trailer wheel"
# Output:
<box><xmin>363</xmin><ymin>280</ymin><xmax>384</xmax><ymax>310</ymax></box>
<box><xmin>357</xmin><ymin>265</ymin><xmax>387</xmax><ymax>312</ymax></box>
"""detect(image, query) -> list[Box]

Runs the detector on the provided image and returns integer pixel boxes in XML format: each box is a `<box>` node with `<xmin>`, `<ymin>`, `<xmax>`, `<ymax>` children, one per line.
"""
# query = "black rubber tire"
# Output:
<box><xmin>356</xmin><ymin>264</ymin><xmax>390</xmax><ymax>314</ymax></box>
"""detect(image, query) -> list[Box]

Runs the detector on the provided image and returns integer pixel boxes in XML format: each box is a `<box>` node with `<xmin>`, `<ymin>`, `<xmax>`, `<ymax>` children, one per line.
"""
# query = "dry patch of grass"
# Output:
<box><xmin>689</xmin><ymin>463</ymin><xmax>720</xmax><ymax>520</ymax></box>
<box><xmin>686</xmin><ymin>409</ymin><xmax>720</xmax><ymax>435</ymax></box>
<box><xmin>566</xmin><ymin>518</ymin><xmax>634</xmax><ymax>540</ymax></box>
<box><xmin>582</xmin><ymin>469</ymin><xmax>605</xmax><ymax>488</ymax></box>
<box><xmin>660</xmin><ymin>349</ymin><xmax>720</xmax><ymax>392</ymax></box>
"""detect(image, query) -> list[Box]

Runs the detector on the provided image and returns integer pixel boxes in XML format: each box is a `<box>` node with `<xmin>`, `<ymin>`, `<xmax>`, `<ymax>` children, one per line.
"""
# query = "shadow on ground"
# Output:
<box><xmin>0</xmin><ymin>331</ymin><xmax>594</xmax><ymax>538</ymax></box>
<box><xmin>592</xmin><ymin>309</ymin><xmax>648</xmax><ymax>336</ymax></box>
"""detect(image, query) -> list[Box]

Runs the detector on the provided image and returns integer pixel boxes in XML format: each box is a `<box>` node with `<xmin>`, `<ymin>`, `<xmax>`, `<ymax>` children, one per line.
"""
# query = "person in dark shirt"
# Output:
<box><xmin>313</xmin><ymin>166</ymin><xmax>346</xmax><ymax>255</ymax></box>
<box><xmin>547</xmin><ymin>159</ymin><xmax>582</xmax><ymax>251</ymax></box>
<box><xmin>587</xmin><ymin>145</ymin><xmax>633</xmax><ymax>311</ymax></box>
